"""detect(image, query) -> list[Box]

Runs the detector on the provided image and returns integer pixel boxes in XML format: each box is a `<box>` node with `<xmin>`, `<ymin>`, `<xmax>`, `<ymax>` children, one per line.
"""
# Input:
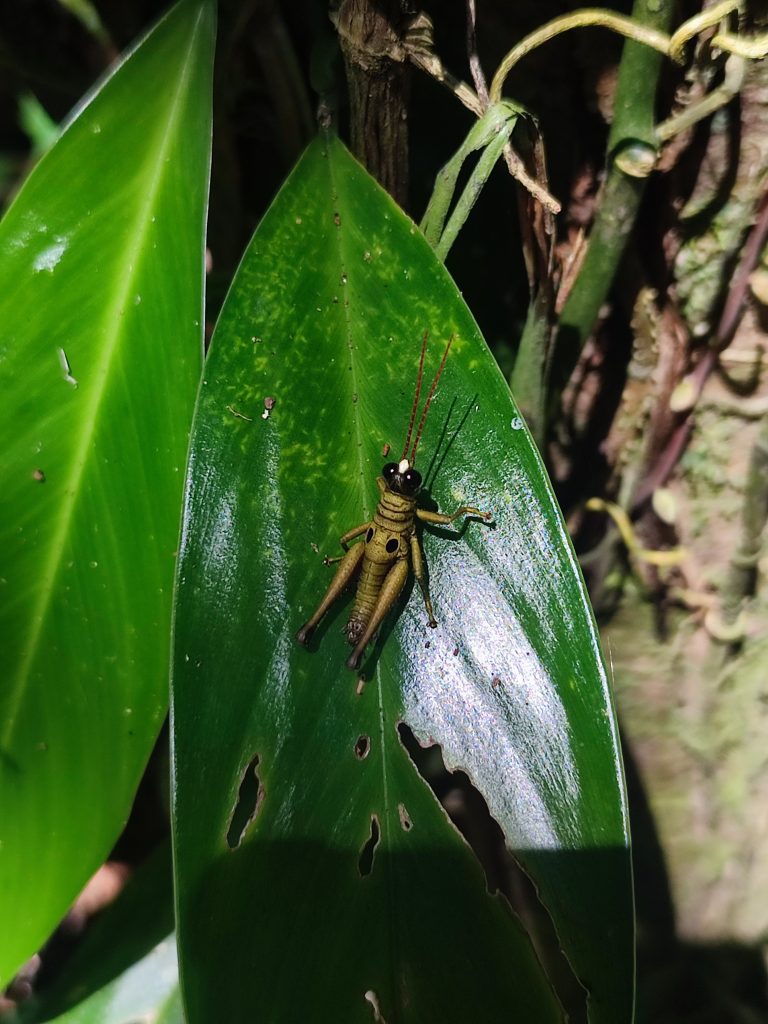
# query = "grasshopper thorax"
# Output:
<box><xmin>383</xmin><ymin>458</ymin><xmax>422</xmax><ymax>497</ymax></box>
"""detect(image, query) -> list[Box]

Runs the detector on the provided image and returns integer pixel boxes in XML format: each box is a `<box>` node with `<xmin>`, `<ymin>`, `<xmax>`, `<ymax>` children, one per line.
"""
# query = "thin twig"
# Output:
<box><xmin>502</xmin><ymin>145</ymin><xmax>561</xmax><ymax>214</ymax></box>
<box><xmin>667</xmin><ymin>0</ymin><xmax>741</xmax><ymax>61</ymax></box>
<box><xmin>405</xmin><ymin>13</ymin><xmax>484</xmax><ymax>116</ymax></box>
<box><xmin>466</xmin><ymin>0</ymin><xmax>490</xmax><ymax>110</ymax></box>
<box><xmin>405</xmin><ymin>14</ymin><xmax>559</xmax><ymax>211</ymax></box>
<box><xmin>406</xmin><ymin>48</ymin><xmax>484</xmax><ymax>117</ymax></box>
<box><xmin>489</xmin><ymin>9</ymin><xmax>675</xmax><ymax>104</ymax></box>
<box><xmin>656</xmin><ymin>55</ymin><xmax>745</xmax><ymax>143</ymax></box>
<box><xmin>712</xmin><ymin>29</ymin><xmax>768</xmax><ymax>59</ymax></box>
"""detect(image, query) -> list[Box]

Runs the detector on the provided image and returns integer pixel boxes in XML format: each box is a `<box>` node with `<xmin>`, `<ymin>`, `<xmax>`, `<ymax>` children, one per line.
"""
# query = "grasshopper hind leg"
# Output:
<box><xmin>346</xmin><ymin>558</ymin><xmax>409</xmax><ymax>671</ymax></box>
<box><xmin>296</xmin><ymin>542</ymin><xmax>366</xmax><ymax>646</ymax></box>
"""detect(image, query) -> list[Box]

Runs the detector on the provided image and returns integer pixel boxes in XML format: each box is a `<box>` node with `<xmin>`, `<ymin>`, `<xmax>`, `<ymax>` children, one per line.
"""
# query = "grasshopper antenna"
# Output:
<box><xmin>402</xmin><ymin>331</ymin><xmax>429</xmax><ymax>462</ymax></box>
<box><xmin>411</xmin><ymin>334</ymin><xmax>453</xmax><ymax>465</ymax></box>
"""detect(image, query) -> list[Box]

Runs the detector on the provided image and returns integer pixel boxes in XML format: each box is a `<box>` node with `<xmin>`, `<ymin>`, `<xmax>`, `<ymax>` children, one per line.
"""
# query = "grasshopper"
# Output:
<box><xmin>296</xmin><ymin>333</ymin><xmax>491</xmax><ymax>671</ymax></box>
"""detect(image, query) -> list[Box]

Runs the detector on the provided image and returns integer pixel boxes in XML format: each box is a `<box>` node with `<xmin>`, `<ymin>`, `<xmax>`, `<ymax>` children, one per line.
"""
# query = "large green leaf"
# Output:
<box><xmin>15</xmin><ymin>842</ymin><xmax>173</xmax><ymax>1024</ymax></box>
<box><xmin>172</xmin><ymin>135</ymin><xmax>633</xmax><ymax>1023</ymax></box>
<box><xmin>0</xmin><ymin>0</ymin><xmax>214</xmax><ymax>984</ymax></box>
<box><xmin>12</xmin><ymin>937</ymin><xmax>180</xmax><ymax>1024</ymax></box>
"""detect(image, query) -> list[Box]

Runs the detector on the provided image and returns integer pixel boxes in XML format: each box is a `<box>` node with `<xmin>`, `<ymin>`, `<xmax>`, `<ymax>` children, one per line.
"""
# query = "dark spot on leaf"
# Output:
<box><xmin>226</xmin><ymin>754</ymin><xmax>264</xmax><ymax>850</ymax></box>
<box><xmin>334</xmin><ymin>211</ymin><xmax>341</xmax><ymax>226</ymax></box>
<box><xmin>354</xmin><ymin>735</ymin><xmax>370</xmax><ymax>759</ymax></box>
<box><xmin>398</xmin><ymin>803</ymin><xmax>412</xmax><ymax>831</ymax></box>
<box><xmin>32</xmin><ymin>469</ymin><xmax>45</xmax><ymax>482</ymax></box>
<box><xmin>358</xmin><ymin>815</ymin><xmax>380</xmax><ymax>877</ymax></box>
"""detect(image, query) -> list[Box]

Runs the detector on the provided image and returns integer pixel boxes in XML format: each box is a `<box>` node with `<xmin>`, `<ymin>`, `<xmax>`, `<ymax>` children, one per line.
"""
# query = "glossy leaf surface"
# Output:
<box><xmin>173</xmin><ymin>135</ymin><xmax>633</xmax><ymax>1023</ymax></box>
<box><xmin>0</xmin><ymin>0</ymin><xmax>214</xmax><ymax>983</ymax></box>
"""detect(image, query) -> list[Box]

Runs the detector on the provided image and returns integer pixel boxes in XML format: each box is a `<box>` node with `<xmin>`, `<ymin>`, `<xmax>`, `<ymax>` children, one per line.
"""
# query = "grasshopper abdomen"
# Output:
<box><xmin>344</xmin><ymin>487</ymin><xmax>417</xmax><ymax>653</ymax></box>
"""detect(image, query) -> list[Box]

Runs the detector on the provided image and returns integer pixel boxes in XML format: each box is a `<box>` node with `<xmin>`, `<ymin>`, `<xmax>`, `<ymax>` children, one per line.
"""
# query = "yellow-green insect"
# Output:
<box><xmin>296</xmin><ymin>333</ymin><xmax>491</xmax><ymax>671</ymax></box>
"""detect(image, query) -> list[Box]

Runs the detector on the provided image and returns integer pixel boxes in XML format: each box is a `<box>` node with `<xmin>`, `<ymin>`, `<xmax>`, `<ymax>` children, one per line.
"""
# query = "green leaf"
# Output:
<box><xmin>15</xmin><ymin>842</ymin><xmax>173</xmax><ymax>1024</ymax></box>
<box><xmin>420</xmin><ymin>100</ymin><xmax>521</xmax><ymax>262</ymax></box>
<box><xmin>0</xmin><ymin>0</ymin><xmax>214</xmax><ymax>985</ymax></box>
<box><xmin>56</xmin><ymin>0</ymin><xmax>110</xmax><ymax>45</ymax></box>
<box><xmin>172</xmin><ymin>135</ymin><xmax>633</xmax><ymax>1023</ymax></box>
<box><xmin>18</xmin><ymin>94</ymin><xmax>59</xmax><ymax>158</ymax></box>
<box><xmin>12</xmin><ymin>937</ymin><xmax>180</xmax><ymax>1024</ymax></box>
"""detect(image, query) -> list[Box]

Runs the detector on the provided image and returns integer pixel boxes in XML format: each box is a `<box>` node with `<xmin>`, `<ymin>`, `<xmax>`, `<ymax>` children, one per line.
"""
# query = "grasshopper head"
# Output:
<box><xmin>383</xmin><ymin>458</ymin><xmax>422</xmax><ymax>497</ymax></box>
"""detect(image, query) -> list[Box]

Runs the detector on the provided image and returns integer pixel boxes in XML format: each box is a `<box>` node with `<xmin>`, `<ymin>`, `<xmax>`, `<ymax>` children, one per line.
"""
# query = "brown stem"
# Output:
<box><xmin>715</xmin><ymin>187</ymin><xmax>768</xmax><ymax>350</ymax></box>
<box><xmin>465</xmin><ymin>0</ymin><xmax>490</xmax><ymax>110</ymax></box>
<box><xmin>335</xmin><ymin>0</ymin><xmax>412</xmax><ymax>206</ymax></box>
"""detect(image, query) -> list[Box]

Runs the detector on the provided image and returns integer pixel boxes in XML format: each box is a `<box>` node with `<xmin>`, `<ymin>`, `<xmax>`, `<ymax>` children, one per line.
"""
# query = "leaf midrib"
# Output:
<box><xmin>326</xmin><ymin>135</ymin><xmax>400</xmax><ymax>1017</ymax></box>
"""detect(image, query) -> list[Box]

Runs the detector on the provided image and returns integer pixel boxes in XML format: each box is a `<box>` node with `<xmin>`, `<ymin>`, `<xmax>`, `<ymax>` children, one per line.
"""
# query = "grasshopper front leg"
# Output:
<box><xmin>416</xmin><ymin>505</ymin><xmax>491</xmax><ymax>526</ymax></box>
<box><xmin>412</xmin><ymin>506</ymin><xmax>490</xmax><ymax>630</ymax></box>
<box><xmin>297</xmin><ymin>541</ymin><xmax>366</xmax><ymax>646</ymax></box>
<box><xmin>340</xmin><ymin>522</ymin><xmax>371</xmax><ymax>549</ymax></box>
<box><xmin>323</xmin><ymin>521</ymin><xmax>371</xmax><ymax>565</ymax></box>
<box><xmin>410</xmin><ymin>534</ymin><xmax>437</xmax><ymax>628</ymax></box>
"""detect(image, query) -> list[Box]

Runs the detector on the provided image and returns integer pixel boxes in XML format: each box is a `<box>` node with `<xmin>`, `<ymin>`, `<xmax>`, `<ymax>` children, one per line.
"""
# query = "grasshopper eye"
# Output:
<box><xmin>382</xmin><ymin>462</ymin><xmax>397</xmax><ymax>480</ymax></box>
<box><xmin>402</xmin><ymin>469</ymin><xmax>422</xmax><ymax>495</ymax></box>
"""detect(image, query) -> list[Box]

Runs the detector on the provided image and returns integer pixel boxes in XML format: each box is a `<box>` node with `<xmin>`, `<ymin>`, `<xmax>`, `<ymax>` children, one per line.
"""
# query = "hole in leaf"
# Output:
<box><xmin>358</xmin><ymin>814</ymin><xmax>380</xmax><ymax>876</ymax></box>
<box><xmin>226</xmin><ymin>754</ymin><xmax>264</xmax><ymax>850</ymax></box>
<box><xmin>398</xmin><ymin>722</ymin><xmax>510</xmax><ymax>889</ymax></box>
<box><xmin>397</xmin><ymin>803</ymin><xmax>412</xmax><ymax>831</ymax></box>
<box><xmin>397</xmin><ymin>722</ymin><xmax>587</xmax><ymax>1022</ymax></box>
<box><xmin>354</xmin><ymin>735</ymin><xmax>370</xmax><ymax>759</ymax></box>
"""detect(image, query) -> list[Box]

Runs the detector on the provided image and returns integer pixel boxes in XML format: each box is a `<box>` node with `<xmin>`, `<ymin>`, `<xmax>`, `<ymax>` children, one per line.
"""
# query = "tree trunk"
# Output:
<box><xmin>335</xmin><ymin>0</ymin><xmax>412</xmax><ymax>207</ymax></box>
